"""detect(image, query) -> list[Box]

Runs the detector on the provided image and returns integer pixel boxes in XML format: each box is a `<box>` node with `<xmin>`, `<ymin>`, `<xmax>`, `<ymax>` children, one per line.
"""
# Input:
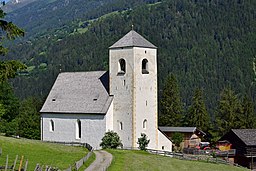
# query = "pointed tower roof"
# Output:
<box><xmin>109</xmin><ymin>30</ymin><xmax>157</xmax><ymax>49</ymax></box>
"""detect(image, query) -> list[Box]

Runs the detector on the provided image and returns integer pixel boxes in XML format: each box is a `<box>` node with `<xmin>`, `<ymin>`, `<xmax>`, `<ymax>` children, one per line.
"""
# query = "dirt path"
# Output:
<box><xmin>84</xmin><ymin>150</ymin><xmax>112</xmax><ymax>171</ymax></box>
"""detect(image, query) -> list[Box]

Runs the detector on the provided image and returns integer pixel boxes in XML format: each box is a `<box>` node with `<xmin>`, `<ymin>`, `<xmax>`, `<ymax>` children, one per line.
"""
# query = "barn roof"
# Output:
<box><xmin>109</xmin><ymin>30</ymin><xmax>157</xmax><ymax>49</ymax></box>
<box><xmin>158</xmin><ymin>126</ymin><xmax>206</xmax><ymax>136</ymax></box>
<box><xmin>231</xmin><ymin>129</ymin><xmax>256</xmax><ymax>146</ymax></box>
<box><xmin>159</xmin><ymin>126</ymin><xmax>197</xmax><ymax>133</ymax></box>
<box><xmin>40</xmin><ymin>71</ymin><xmax>113</xmax><ymax>114</ymax></box>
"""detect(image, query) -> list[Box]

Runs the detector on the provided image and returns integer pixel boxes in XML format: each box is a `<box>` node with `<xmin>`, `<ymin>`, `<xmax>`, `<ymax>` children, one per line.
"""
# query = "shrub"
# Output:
<box><xmin>137</xmin><ymin>133</ymin><xmax>150</xmax><ymax>150</ymax></box>
<box><xmin>100</xmin><ymin>131</ymin><xmax>122</xmax><ymax>149</ymax></box>
<box><xmin>172</xmin><ymin>132</ymin><xmax>183</xmax><ymax>147</ymax></box>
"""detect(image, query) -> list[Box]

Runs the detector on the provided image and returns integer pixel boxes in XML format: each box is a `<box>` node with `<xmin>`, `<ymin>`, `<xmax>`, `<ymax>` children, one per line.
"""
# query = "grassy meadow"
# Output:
<box><xmin>0</xmin><ymin>136</ymin><xmax>87</xmax><ymax>171</ymax></box>
<box><xmin>107</xmin><ymin>149</ymin><xmax>249</xmax><ymax>171</ymax></box>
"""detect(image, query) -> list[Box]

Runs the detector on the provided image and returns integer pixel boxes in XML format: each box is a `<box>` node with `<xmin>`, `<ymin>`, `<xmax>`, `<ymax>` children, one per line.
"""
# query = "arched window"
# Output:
<box><xmin>76</xmin><ymin>119</ymin><xmax>81</xmax><ymax>139</ymax></box>
<box><xmin>143</xmin><ymin>119</ymin><xmax>147</xmax><ymax>129</ymax></box>
<box><xmin>50</xmin><ymin>120</ymin><xmax>54</xmax><ymax>132</ymax></box>
<box><xmin>119</xmin><ymin>122</ymin><xmax>123</xmax><ymax>130</ymax></box>
<box><xmin>118</xmin><ymin>59</ymin><xmax>126</xmax><ymax>75</ymax></box>
<box><xmin>142</xmin><ymin>59</ymin><xmax>149</xmax><ymax>74</ymax></box>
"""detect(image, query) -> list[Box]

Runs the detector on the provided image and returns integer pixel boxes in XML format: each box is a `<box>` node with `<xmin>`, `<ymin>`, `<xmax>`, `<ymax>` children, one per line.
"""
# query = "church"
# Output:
<box><xmin>40</xmin><ymin>30</ymin><xmax>172</xmax><ymax>151</ymax></box>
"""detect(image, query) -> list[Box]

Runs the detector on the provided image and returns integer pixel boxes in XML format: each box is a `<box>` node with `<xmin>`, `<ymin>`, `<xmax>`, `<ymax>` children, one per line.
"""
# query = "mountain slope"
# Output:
<box><xmin>2</xmin><ymin>0</ymin><xmax>38</xmax><ymax>12</ymax></box>
<box><xmin>5</xmin><ymin>0</ymin><xmax>159</xmax><ymax>39</ymax></box>
<box><xmin>5</xmin><ymin>0</ymin><xmax>256</xmax><ymax>114</ymax></box>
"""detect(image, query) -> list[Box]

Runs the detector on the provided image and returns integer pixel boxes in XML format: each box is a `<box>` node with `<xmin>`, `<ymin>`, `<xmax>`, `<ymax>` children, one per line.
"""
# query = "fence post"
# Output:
<box><xmin>34</xmin><ymin>164</ymin><xmax>39</xmax><ymax>171</ymax></box>
<box><xmin>13</xmin><ymin>155</ymin><xmax>18</xmax><ymax>171</ymax></box>
<box><xmin>24</xmin><ymin>160</ymin><xmax>28</xmax><ymax>171</ymax></box>
<box><xmin>18</xmin><ymin>155</ymin><xmax>24</xmax><ymax>171</ymax></box>
<box><xmin>5</xmin><ymin>155</ymin><xmax>8</xmax><ymax>171</ymax></box>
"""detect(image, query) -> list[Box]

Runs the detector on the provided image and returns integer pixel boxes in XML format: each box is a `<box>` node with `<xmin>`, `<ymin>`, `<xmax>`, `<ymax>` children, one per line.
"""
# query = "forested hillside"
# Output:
<box><xmin>4</xmin><ymin>0</ymin><xmax>256</xmax><ymax>117</ymax></box>
<box><xmin>5</xmin><ymin>0</ymin><xmax>158</xmax><ymax>38</ymax></box>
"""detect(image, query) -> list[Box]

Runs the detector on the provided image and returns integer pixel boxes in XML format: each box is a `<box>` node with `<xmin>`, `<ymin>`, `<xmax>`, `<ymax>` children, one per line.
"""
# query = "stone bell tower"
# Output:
<box><xmin>109</xmin><ymin>30</ymin><xmax>158</xmax><ymax>149</ymax></box>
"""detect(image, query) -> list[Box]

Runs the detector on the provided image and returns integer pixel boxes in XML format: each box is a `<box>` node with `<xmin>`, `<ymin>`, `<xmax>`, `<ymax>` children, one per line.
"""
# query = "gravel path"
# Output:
<box><xmin>84</xmin><ymin>150</ymin><xmax>113</xmax><ymax>171</ymax></box>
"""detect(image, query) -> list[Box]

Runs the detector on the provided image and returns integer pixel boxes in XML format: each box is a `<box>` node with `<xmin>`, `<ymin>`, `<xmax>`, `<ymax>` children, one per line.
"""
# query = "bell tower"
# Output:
<box><xmin>109</xmin><ymin>30</ymin><xmax>158</xmax><ymax>149</ymax></box>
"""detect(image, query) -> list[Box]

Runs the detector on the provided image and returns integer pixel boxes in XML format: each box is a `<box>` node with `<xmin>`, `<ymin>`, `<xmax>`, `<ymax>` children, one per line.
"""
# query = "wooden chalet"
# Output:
<box><xmin>159</xmin><ymin>127</ymin><xmax>206</xmax><ymax>148</ymax></box>
<box><xmin>219</xmin><ymin>129</ymin><xmax>256</xmax><ymax>169</ymax></box>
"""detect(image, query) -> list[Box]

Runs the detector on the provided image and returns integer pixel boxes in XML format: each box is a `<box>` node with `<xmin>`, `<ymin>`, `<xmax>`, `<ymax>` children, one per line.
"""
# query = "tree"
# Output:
<box><xmin>137</xmin><ymin>133</ymin><xmax>150</xmax><ymax>150</ymax></box>
<box><xmin>0</xmin><ymin>82</ymin><xmax>20</xmax><ymax>135</ymax></box>
<box><xmin>186</xmin><ymin>88</ymin><xmax>210</xmax><ymax>132</ymax></box>
<box><xmin>0</xmin><ymin>6</ymin><xmax>26</xmax><ymax>82</ymax></box>
<box><xmin>216</xmin><ymin>87</ymin><xmax>242</xmax><ymax>137</ymax></box>
<box><xmin>0</xmin><ymin>82</ymin><xmax>19</xmax><ymax>122</ymax></box>
<box><xmin>16</xmin><ymin>97</ymin><xmax>42</xmax><ymax>139</ymax></box>
<box><xmin>241</xmin><ymin>95</ymin><xmax>255</xmax><ymax>128</ymax></box>
<box><xmin>100</xmin><ymin>131</ymin><xmax>123</xmax><ymax>149</ymax></box>
<box><xmin>160</xmin><ymin>73</ymin><xmax>183</xmax><ymax>126</ymax></box>
<box><xmin>0</xmin><ymin>2</ymin><xmax>26</xmax><ymax>136</ymax></box>
<box><xmin>172</xmin><ymin>132</ymin><xmax>183</xmax><ymax>152</ymax></box>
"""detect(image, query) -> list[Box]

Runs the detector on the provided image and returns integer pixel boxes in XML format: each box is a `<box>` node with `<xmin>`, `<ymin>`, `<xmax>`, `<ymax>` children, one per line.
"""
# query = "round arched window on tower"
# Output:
<box><xmin>142</xmin><ymin>59</ymin><xmax>149</xmax><ymax>74</ymax></box>
<box><xmin>118</xmin><ymin>58</ymin><xmax>126</xmax><ymax>75</ymax></box>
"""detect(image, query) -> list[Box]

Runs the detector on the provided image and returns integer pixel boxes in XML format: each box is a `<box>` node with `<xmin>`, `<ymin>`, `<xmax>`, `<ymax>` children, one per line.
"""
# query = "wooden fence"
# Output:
<box><xmin>0</xmin><ymin>155</ymin><xmax>28</xmax><ymax>171</ymax></box>
<box><xmin>146</xmin><ymin>149</ymin><xmax>245</xmax><ymax>169</ymax></box>
<box><xmin>34</xmin><ymin>142</ymin><xmax>94</xmax><ymax>171</ymax></box>
<box><xmin>183</xmin><ymin>148</ymin><xmax>236</xmax><ymax>157</ymax></box>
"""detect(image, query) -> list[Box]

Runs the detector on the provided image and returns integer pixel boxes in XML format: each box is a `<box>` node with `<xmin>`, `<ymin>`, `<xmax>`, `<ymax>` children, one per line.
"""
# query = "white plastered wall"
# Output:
<box><xmin>109</xmin><ymin>48</ymin><xmax>134</xmax><ymax>148</ymax></box>
<box><xmin>133</xmin><ymin>47</ymin><xmax>158</xmax><ymax>149</ymax></box>
<box><xmin>157</xmin><ymin>130</ymin><xmax>172</xmax><ymax>151</ymax></box>
<box><xmin>41</xmin><ymin>111</ymin><xmax>111</xmax><ymax>150</ymax></box>
<box><xmin>105</xmin><ymin>100</ymin><xmax>114</xmax><ymax>131</ymax></box>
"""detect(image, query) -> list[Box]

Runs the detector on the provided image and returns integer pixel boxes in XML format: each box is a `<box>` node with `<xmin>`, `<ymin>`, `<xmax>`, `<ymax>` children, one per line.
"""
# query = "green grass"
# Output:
<box><xmin>0</xmin><ymin>136</ymin><xmax>87</xmax><ymax>171</ymax></box>
<box><xmin>107</xmin><ymin>149</ymin><xmax>249</xmax><ymax>171</ymax></box>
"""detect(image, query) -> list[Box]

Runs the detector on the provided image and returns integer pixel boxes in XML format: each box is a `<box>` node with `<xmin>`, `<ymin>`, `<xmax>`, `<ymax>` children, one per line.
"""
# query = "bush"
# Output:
<box><xmin>172</xmin><ymin>132</ymin><xmax>183</xmax><ymax>147</ymax></box>
<box><xmin>137</xmin><ymin>133</ymin><xmax>150</xmax><ymax>150</ymax></box>
<box><xmin>100</xmin><ymin>131</ymin><xmax>122</xmax><ymax>149</ymax></box>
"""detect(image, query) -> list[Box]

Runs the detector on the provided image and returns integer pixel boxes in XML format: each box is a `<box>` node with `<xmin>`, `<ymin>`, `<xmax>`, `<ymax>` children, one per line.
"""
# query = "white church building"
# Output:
<box><xmin>40</xmin><ymin>30</ymin><xmax>172</xmax><ymax>151</ymax></box>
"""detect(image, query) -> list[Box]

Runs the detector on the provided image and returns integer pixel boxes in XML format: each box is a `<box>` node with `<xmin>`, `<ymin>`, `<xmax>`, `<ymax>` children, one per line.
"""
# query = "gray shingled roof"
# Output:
<box><xmin>159</xmin><ymin>126</ymin><xmax>197</xmax><ymax>133</ymax></box>
<box><xmin>109</xmin><ymin>30</ymin><xmax>157</xmax><ymax>49</ymax></box>
<box><xmin>40</xmin><ymin>71</ymin><xmax>113</xmax><ymax>114</ymax></box>
<box><xmin>232</xmin><ymin>129</ymin><xmax>256</xmax><ymax>146</ymax></box>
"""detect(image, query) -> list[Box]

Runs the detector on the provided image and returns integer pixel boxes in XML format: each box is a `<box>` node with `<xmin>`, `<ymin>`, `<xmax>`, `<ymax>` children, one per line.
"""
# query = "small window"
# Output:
<box><xmin>76</xmin><ymin>119</ymin><xmax>81</xmax><ymax>139</ymax></box>
<box><xmin>119</xmin><ymin>122</ymin><xmax>123</xmax><ymax>130</ymax></box>
<box><xmin>143</xmin><ymin>119</ymin><xmax>147</xmax><ymax>129</ymax></box>
<box><xmin>162</xmin><ymin>146</ymin><xmax>165</xmax><ymax>150</ymax></box>
<box><xmin>50</xmin><ymin>120</ymin><xmax>54</xmax><ymax>132</ymax></box>
<box><xmin>118</xmin><ymin>58</ymin><xmax>126</xmax><ymax>75</ymax></box>
<box><xmin>142</xmin><ymin>59</ymin><xmax>149</xmax><ymax>74</ymax></box>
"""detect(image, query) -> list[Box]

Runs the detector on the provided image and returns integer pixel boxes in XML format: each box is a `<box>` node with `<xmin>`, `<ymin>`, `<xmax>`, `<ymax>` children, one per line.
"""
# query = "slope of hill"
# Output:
<box><xmin>2</xmin><ymin>0</ymin><xmax>38</xmax><ymax>12</ymax></box>
<box><xmin>0</xmin><ymin>136</ymin><xmax>87</xmax><ymax>170</ymax></box>
<box><xmin>107</xmin><ymin>149</ymin><xmax>248</xmax><ymax>171</ymax></box>
<box><xmin>4</xmin><ymin>0</ymin><xmax>256</xmax><ymax>115</ymax></box>
<box><xmin>4</xmin><ymin>0</ymin><xmax>159</xmax><ymax>39</ymax></box>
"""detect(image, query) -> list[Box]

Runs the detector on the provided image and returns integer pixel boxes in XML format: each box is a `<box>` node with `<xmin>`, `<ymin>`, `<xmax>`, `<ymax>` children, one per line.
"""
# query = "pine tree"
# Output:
<box><xmin>186</xmin><ymin>88</ymin><xmax>210</xmax><ymax>132</ymax></box>
<box><xmin>159</xmin><ymin>73</ymin><xmax>183</xmax><ymax>126</ymax></box>
<box><xmin>216</xmin><ymin>87</ymin><xmax>242</xmax><ymax>136</ymax></box>
<box><xmin>241</xmin><ymin>95</ymin><xmax>255</xmax><ymax>128</ymax></box>
<box><xmin>0</xmin><ymin>7</ymin><xmax>26</xmax><ymax>82</ymax></box>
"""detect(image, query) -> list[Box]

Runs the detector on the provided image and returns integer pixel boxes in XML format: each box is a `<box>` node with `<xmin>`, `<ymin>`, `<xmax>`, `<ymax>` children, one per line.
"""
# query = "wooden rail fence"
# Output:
<box><xmin>146</xmin><ymin>149</ymin><xmax>245</xmax><ymax>169</ymax></box>
<box><xmin>34</xmin><ymin>142</ymin><xmax>94</xmax><ymax>171</ymax></box>
<box><xmin>0</xmin><ymin>155</ymin><xmax>28</xmax><ymax>171</ymax></box>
